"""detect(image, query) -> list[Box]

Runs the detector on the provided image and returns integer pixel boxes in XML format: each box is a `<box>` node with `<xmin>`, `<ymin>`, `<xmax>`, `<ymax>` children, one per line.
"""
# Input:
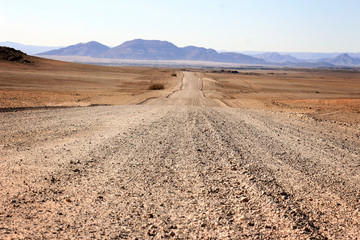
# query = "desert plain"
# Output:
<box><xmin>1</xmin><ymin>55</ymin><xmax>360</xmax><ymax>239</ymax></box>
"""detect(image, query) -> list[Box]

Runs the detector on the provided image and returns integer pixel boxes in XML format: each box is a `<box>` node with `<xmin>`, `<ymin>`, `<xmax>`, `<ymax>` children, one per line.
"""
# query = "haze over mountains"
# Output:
<box><xmin>1</xmin><ymin>40</ymin><xmax>359</xmax><ymax>67</ymax></box>
<box><xmin>41</xmin><ymin>41</ymin><xmax>110</xmax><ymax>57</ymax></box>
<box><xmin>0</xmin><ymin>41</ymin><xmax>62</xmax><ymax>55</ymax></box>
<box><xmin>326</xmin><ymin>53</ymin><xmax>360</xmax><ymax>66</ymax></box>
<box><xmin>252</xmin><ymin>52</ymin><xmax>301</xmax><ymax>63</ymax></box>
<box><xmin>251</xmin><ymin>52</ymin><xmax>360</xmax><ymax>67</ymax></box>
<box><xmin>39</xmin><ymin>39</ymin><xmax>266</xmax><ymax>64</ymax></box>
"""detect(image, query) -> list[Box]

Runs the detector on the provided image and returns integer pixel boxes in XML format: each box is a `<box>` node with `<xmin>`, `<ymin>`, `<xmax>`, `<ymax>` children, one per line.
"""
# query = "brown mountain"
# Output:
<box><xmin>38</xmin><ymin>41</ymin><xmax>110</xmax><ymax>57</ymax></box>
<box><xmin>39</xmin><ymin>39</ymin><xmax>266</xmax><ymax>64</ymax></box>
<box><xmin>101</xmin><ymin>39</ymin><xmax>266</xmax><ymax>64</ymax></box>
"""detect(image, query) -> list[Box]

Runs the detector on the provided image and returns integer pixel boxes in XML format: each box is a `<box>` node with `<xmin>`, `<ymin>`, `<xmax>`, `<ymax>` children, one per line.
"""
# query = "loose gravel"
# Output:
<box><xmin>1</xmin><ymin>72</ymin><xmax>359</xmax><ymax>239</ymax></box>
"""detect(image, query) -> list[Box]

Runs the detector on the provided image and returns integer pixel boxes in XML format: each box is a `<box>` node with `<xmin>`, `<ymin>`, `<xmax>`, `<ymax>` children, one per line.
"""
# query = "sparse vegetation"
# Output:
<box><xmin>148</xmin><ymin>83</ymin><xmax>165</xmax><ymax>90</ymax></box>
<box><xmin>171</xmin><ymin>72</ymin><xmax>177</xmax><ymax>77</ymax></box>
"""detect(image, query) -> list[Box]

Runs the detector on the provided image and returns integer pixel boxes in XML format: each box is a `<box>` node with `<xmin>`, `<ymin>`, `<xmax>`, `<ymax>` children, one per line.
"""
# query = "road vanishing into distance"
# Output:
<box><xmin>1</xmin><ymin>72</ymin><xmax>360</xmax><ymax>239</ymax></box>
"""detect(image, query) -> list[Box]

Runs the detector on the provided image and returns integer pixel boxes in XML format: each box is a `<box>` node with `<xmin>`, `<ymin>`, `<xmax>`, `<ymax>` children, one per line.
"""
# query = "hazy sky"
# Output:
<box><xmin>1</xmin><ymin>0</ymin><xmax>359</xmax><ymax>52</ymax></box>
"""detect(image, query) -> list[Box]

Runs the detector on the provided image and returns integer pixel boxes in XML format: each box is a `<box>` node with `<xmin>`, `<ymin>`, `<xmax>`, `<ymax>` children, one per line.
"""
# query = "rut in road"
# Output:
<box><xmin>0</xmin><ymin>72</ymin><xmax>359</xmax><ymax>239</ymax></box>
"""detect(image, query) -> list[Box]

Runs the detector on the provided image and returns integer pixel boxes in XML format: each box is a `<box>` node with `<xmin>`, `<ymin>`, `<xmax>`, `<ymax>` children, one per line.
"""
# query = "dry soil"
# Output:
<box><xmin>1</xmin><ymin>60</ymin><xmax>360</xmax><ymax>239</ymax></box>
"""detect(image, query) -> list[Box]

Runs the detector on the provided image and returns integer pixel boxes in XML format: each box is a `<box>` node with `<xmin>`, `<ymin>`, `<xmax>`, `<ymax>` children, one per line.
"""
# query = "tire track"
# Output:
<box><xmin>1</xmin><ymin>72</ymin><xmax>359</xmax><ymax>239</ymax></box>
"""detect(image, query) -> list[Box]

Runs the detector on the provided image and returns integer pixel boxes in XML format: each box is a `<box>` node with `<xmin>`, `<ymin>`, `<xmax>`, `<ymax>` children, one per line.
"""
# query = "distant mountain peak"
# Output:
<box><xmin>253</xmin><ymin>52</ymin><xmax>300</xmax><ymax>63</ymax></box>
<box><xmin>98</xmin><ymin>39</ymin><xmax>265</xmax><ymax>63</ymax></box>
<box><xmin>75</xmin><ymin>41</ymin><xmax>101</xmax><ymax>46</ymax></box>
<box><xmin>328</xmin><ymin>53</ymin><xmax>360</xmax><ymax>66</ymax></box>
<box><xmin>31</xmin><ymin>39</ymin><xmax>354</xmax><ymax>67</ymax></box>
<box><xmin>117</xmin><ymin>39</ymin><xmax>179</xmax><ymax>51</ymax></box>
<box><xmin>38</xmin><ymin>41</ymin><xmax>110</xmax><ymax>57</ymax></box>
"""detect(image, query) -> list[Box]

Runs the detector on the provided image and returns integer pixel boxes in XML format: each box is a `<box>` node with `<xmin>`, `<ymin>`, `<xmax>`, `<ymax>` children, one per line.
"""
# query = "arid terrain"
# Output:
<box><xmin>1</xmin><ymin>56</ymin><xmax>360</xmax><ymax>239</ymax></box>
<box><xmin>0</xmin><ymin>53</ymin><xmax>181</xmax><ymax>109</ymax></box>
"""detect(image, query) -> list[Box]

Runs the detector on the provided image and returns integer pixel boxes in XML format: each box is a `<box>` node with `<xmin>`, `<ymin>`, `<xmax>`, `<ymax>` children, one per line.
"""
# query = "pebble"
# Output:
<box><xmin>240</xmin><ymin>197</ymin><xmax>249</xmax><ymax>203</ymax></box>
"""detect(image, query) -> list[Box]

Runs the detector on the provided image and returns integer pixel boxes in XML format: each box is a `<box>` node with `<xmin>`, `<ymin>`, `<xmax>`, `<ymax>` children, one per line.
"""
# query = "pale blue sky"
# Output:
<box><xmin>1</xmin><ymin>0</ymin><xmax>359</xmax><ymax>52</ymax></box>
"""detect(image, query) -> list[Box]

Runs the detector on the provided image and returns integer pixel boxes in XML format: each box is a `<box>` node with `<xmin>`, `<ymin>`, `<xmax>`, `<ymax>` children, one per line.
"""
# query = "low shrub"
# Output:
<box><xmin>148</xmin><ymin>84</ymin><xmax>165</xmax><ymax>90</ymax></box>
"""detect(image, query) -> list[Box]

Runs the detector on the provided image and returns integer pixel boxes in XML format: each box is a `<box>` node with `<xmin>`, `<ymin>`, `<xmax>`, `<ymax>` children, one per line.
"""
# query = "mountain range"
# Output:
<box><xmin>41</xmin><ymin>41</ymin><xmax>110</xmax><ymax>57</ymax></box>
<box><xmin>38</xmin><ymin>39</ymin><xmax>266</xmax><ymax>64</ymax></box>
<box><xmin>1</xmin><ymin>40</ymin><xmax>359</xmax><ymax>67</ymax></box>
<box><xmin>252</xmin><ymin>52</ymin><xmax>360</xmax><ymax>67</ymax></box>
<box><xmin>252</xmin><ymin>52</ymin><xmax>301</xmax><ymax>63</ymax></box>
<box><xmin>326</xmin><ymin>53</ymin><xmax>360</xmax><ymax>66</ymax></box>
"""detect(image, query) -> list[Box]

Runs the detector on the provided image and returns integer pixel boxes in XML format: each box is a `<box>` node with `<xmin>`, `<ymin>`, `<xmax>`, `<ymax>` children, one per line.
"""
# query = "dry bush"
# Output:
<box><xmin>148</xmin><ymin>83</ymin><xmax>165</xmax><ymax>90</ymax></box>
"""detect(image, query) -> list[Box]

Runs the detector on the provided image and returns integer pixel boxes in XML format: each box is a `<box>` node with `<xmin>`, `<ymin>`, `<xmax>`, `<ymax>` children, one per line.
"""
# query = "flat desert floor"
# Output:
<box><xmin>1</xmin><ymin>57</ymin><xmax>360</xmax><ymax>239</ymax></box>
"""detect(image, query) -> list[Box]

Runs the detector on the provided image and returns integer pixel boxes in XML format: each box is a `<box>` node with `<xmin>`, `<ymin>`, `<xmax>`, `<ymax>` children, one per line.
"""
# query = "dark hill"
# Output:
<box><xmin>38</xmin><ymin>41</ymin><xmax>110</xmax><ymax>57</ymax></box>
<box><xmin>0</xmin><ymin>47</ymin><xmax>33</xmax><ymax>63</ymax></box>
<box><xmin>0</xmin><ymin>41</ymin><xmax>62</xmax><ymax>55</ymax></box>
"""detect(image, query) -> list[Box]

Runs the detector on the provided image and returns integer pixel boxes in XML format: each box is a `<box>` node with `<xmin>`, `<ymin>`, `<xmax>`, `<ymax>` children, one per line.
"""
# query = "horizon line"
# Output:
<box><xmin>1</xmin><ymin>39</ymin><xmax>359</xmax><ymax>54</ymax></box>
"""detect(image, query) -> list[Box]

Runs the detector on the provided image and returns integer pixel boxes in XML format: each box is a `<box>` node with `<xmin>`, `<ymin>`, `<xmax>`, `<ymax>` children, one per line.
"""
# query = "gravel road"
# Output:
<box><xmin>1</xmin><ymin>72</ymin><xmax>359</xmax><ymax>239</ymax></box>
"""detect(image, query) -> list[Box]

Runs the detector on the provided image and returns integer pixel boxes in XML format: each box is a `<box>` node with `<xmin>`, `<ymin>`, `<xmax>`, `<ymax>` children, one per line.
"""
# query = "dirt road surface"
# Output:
<box><xmin>1</xmin><ymin>72</ymin><xmax>359</xmax><ymax>239</ymax></box>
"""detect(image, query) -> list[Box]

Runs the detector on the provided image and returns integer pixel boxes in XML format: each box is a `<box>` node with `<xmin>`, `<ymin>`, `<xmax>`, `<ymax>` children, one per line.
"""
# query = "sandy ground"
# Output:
<box><xmin>202</xmin><ymin>69</ymin><xmax>360</xmax><ymax>125</ymax></box>
<box><xmin>1</xmin><ymin>59</ymin><xmax>359</xmax><ymax>125</ymax></box>
<box><xmin>1</xmin><ymin>59</ymin><xmax>360</xmax><ymax>239</ymax></box>
<box><xmin>0</xmin><ymin>58</ymin><xmax>181</xmax><ymax>108</ymax></box>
